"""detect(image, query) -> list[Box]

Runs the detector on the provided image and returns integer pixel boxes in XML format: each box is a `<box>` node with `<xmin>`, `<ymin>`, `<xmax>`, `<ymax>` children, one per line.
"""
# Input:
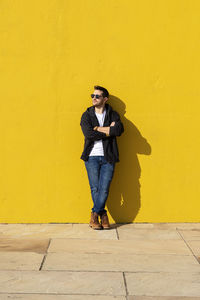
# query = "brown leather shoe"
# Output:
<box><xmin>89</xmin><ymin>212</ymin><xmax>94</xmax><ymax>227</ymax></box>
<box><xmin>89</xmin><ymin>212</ymin><xmax>102</xmax><ymax>230</ymax></box>
<box><xmin>100</xmin><ymin>212</ymin><xmax>110</xmax><ymax>229</ymax></box>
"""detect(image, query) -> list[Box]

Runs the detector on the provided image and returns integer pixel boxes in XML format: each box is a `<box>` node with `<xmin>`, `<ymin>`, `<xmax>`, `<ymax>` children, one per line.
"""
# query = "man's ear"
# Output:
<box><xmin>104</xmin><ymin>97</ymin><xmax>108</xmax><ymax>103</ymax></box>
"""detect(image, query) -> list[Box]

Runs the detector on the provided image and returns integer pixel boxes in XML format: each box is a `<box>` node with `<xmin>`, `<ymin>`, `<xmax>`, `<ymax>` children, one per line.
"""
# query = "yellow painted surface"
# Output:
<box><xmin>0</xmin><ymin>0</ymin><xmax>200</xmax><ymax>223</ymax></box>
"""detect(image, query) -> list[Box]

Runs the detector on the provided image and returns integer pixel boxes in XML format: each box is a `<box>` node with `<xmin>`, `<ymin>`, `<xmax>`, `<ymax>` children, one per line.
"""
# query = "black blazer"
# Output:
<box><xmin>80</xmin><ymin>103</ymin><xmax>124</xmax><ymax>163</ymax></box>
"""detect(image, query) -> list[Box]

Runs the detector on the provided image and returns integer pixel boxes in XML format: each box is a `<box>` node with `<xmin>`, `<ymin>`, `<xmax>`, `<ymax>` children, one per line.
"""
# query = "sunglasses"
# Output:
<box><xmin>91</xmin><ymin>94</ymin><xmax>103</xmax><ymax>99</ymax></box>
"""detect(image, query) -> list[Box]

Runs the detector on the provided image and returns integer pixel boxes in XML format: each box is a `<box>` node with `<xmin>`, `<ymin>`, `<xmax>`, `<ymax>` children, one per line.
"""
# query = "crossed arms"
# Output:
<box><xmin>80</xmin><ymin>111</ymin><xmax>124</xmax><ymax>141</ymax></box>
<box><xmin>93</xmin><ymin>121</ymin><xmax>115</xmax><ymax>136</ymax></box>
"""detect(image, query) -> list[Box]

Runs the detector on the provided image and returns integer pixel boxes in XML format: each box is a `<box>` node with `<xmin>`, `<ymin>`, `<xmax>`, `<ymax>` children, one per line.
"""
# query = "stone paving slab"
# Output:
<box><xmin>0</xmin><ymin>295</ymin><xmax>126</xmax><ymax>300</ymax></box>
<box><xmin>0</xmin><ymin>238</ymin><xmax>49</xmax><ymax>253</ymax></box>
<box><xmin>115</xmin><ymin>223</ymin><xmax>200</xmax><ymax>230</ymax></box>
<box><xmin>0</xmin><ymin>271</ymin><xmax>125</xmax><ymax>296</ymax></box>
<box><xmin>114</xmin><ymin>224</ymin><xmax>155</xmax><ymax>229</ymax></box>
<box><xmin>43</xmin><ymin>252</ymin><xmax>200</xmax><ymax>272</ymax></box>
<box><xmin>0</xmin><ymin>224</ymin><xmax>73</xmax><ymax>239</ymax></box>
<box><xmin>48</xmin><ymin>238</ymin><xmax>192</xmax><ymax>255</ymax></box>
<box><xmin>125</xmin><ymin>272</ymin><xmax>200</xmax><ymax>297</ymax></box>
<box><xmin>117</xmin><ymin>229</ymin><xmax>181</xmax><ymax>240</ymax></box>
<box><xmin>0</xmin><ymin>224</ymin><xmax>117</xmax><ymax>240</ymax></box>
<box><xmin>128</xmin><ymin>297</ymin><xmax>200</xmax><ymax>300</ymax></box>
<box><xmin>0</xmin><ymin>252</ymin><xmax>43</xmax><ymax>270</ymax></box>
<box><xmin>69</xmin><ymin>224</ymin><xmax>117</xmax><ymax>239</ymax></box>
<box><xmin>0</xmin><ymin>223</ymin><xmax>199</xmax><ymax>299</ymax></box>
<box><xmin>153</xmin><ymin>223</ymin><xmax>200</xmax><ymax>230</ymax></box>
<box><xmin>0</xmin><ymin>223</ymin><xmax>200</xmax><ymax>237</ymax></box>
<box><xmin>179</xmin><ymin>230</ymin><xmax>200</xmax><ymax>241</ymax></box>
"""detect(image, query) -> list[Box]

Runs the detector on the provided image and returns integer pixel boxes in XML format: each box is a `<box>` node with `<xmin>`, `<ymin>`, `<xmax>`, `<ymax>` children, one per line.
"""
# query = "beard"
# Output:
<box><xmin>93</xmin><ymin>100</ymin><xmax>104</xmax><ymax>107</ymax></box>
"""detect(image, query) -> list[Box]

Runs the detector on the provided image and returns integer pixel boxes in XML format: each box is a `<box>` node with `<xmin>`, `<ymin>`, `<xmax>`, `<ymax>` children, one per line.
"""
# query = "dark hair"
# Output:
<box><xmin>94</xmin><ymin>85</ymin><xmax>109</xmax><ymax>98</ymax></box>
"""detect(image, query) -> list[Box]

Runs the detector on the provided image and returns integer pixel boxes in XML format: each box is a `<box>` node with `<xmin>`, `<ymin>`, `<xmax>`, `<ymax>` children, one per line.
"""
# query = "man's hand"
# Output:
<box><xmin>93</xmin><ymin>122</ymin><xmax>115</xmax><ymax>136</ymax></box>
<box><xmin>96</xmin><ymin>126</ymin><xmax>110</xmax><ymax>136</ymax></box>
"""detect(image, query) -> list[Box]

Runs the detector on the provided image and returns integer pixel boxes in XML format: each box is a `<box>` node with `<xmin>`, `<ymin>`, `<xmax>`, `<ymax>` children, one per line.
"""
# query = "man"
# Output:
<box><xmin>80</xmin><ymin>85</ymin><xmax>124</xmax><ymax>230</ymax></box>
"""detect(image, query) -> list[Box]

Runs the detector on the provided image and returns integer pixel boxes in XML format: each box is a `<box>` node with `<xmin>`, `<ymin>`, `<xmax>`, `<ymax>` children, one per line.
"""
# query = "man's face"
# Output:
<box><xmin>92</xmin><ymin>90</ymin><xmax>108</xmax><ymax>107</ymax></box>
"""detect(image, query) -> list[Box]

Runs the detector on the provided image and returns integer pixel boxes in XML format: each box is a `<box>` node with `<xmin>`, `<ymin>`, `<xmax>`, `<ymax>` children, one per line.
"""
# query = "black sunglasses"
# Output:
<box><xmin>91</xmin><ymin>94</ymin><xmax>103</xmax><ymax>99</ymax></box>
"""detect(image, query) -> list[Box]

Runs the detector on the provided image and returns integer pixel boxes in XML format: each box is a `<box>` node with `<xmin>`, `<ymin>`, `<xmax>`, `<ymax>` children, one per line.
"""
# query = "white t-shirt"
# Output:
<box><xmin>89</xmin><ymin>109</ymin><xmax>106</xmax><ymax>156</ymax></box>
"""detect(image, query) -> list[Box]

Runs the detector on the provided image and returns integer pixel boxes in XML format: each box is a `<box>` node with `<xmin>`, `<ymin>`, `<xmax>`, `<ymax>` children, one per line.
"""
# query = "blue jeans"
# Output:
<box><xmin>85</xmin><ymin>156</ymin><xmax>115</xmax><ymax>215</ymax></box>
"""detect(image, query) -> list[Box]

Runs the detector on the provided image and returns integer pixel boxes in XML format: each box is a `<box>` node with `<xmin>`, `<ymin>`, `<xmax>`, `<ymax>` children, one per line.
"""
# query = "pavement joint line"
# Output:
<box><xmin>46</xmin><ymin>252</ymin><xmax>193</xmax><ymax>257</ymax></box>
<box><xmin>122</xmin><ymin>272</ymin><xmax>128</xmax><ymax>299</ymax></box>
<box><xmin>0</xmin><ymin>270</ymin><xmax>125</xmax><ymax>273</ymax></box>
<box><xmin>1</xmin><ymin>270</ymin><xmax>200</xmax><ymax>274</ymax></box>
<box><xmin>44</xmin><ymin>237</ymin><xmax>118</xmax><ymax>240</ymax></box>
<box><xmin>0</xmin><ymin>250</ymin><xmax>192</xmax><ymax>257</ymax></box>
<box><xmin>39</xmin><ymin>254</ymin><xmax>47</xmax><ymax>271</ymax></box>
<box><xmin>176</xmin><ymin>229</ymin><xmax>200</xmax><ymax>265</ymax></box>
<box><xmin>0</xmin><ymin>270</ymin><xmax>182</xmax><ymax>273</ymax></box>
<box><xmin>116</xmin><ymin>227</ymin><xmax>119</xmax><ymax>240</ymax></box>
<box><xmin>46</xmin><ymin>238</ymin><xmax>52</xmax><ymax>253</ymax></box>
<box><xmin>39</xmin><ymin>238</ymin><xmax>51</xmax><ymax>270</ymax></box>
<box><xmin>0</xmin><ymin>292</ymin><xmax>125</xmax><ymax>296</ymax></box>
<box><xmin>47</xmin><ymin>238</ymin><xmax>52</xmax><ymax>249</ymax></box>
<box><xmin>2</xmin><ymin>269</ymin><xmax>196</xmax><ymax>274</ymax></box>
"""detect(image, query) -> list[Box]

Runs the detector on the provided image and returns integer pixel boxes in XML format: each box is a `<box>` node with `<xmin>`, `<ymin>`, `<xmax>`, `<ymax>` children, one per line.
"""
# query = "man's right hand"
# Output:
<box><xmin>110</xmin><ymin>122</ymin><xmax>115</xmax><ymax>127</ymax></box>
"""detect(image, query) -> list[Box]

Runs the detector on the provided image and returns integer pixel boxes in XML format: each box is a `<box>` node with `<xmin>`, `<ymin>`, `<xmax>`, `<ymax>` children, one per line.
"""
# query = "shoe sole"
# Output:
<box><xmin>89</xmin><ymin>224</ymin><xmax>103</xmax><ymax>230</ymax></box>
<box><xmin>101</xmin><ymin>223</ymin><xmax>111</xmax><ymax>230</ymax></box>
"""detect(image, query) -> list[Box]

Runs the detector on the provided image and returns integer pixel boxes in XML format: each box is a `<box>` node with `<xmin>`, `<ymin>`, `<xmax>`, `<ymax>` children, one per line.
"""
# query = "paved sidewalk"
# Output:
<box><xmin>0</xmin><ymin>223</ymin><xmax>200</xmax><ymax>299</ymax></box>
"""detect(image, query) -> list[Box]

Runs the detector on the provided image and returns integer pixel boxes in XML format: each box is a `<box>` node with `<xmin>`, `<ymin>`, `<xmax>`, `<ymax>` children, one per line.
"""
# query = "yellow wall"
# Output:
<box><xmin>0</xmin><ymin>0</ymin><xmax>199</xmax><ymax>223</ymax></box>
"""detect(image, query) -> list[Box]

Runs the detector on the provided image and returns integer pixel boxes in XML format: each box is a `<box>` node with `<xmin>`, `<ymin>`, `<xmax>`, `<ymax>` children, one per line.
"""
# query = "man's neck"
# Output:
<box><xmin>94</xmin><ymin>105</ymin><xmax>105</xmax><ymax>114</ymax></box>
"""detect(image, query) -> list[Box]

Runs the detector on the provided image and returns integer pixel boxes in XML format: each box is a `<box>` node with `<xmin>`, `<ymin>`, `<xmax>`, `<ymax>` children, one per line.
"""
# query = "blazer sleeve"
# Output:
<box><xmin>109</xmin><ymin>111</ymin><xmax>124</xmax><ymax>137</ymax></box>
<box><xmin>80</xmin><ymin>112</ymin><xmax>107</xmax><ymax>141</ymax></box>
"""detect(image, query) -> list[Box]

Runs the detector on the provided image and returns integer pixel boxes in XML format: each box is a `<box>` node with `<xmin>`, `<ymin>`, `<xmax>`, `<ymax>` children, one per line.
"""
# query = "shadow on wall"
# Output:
<box><xmin>106</xmin><ymin>95</ymin><xmax>152</xmax><ymax>223</ymax></box>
